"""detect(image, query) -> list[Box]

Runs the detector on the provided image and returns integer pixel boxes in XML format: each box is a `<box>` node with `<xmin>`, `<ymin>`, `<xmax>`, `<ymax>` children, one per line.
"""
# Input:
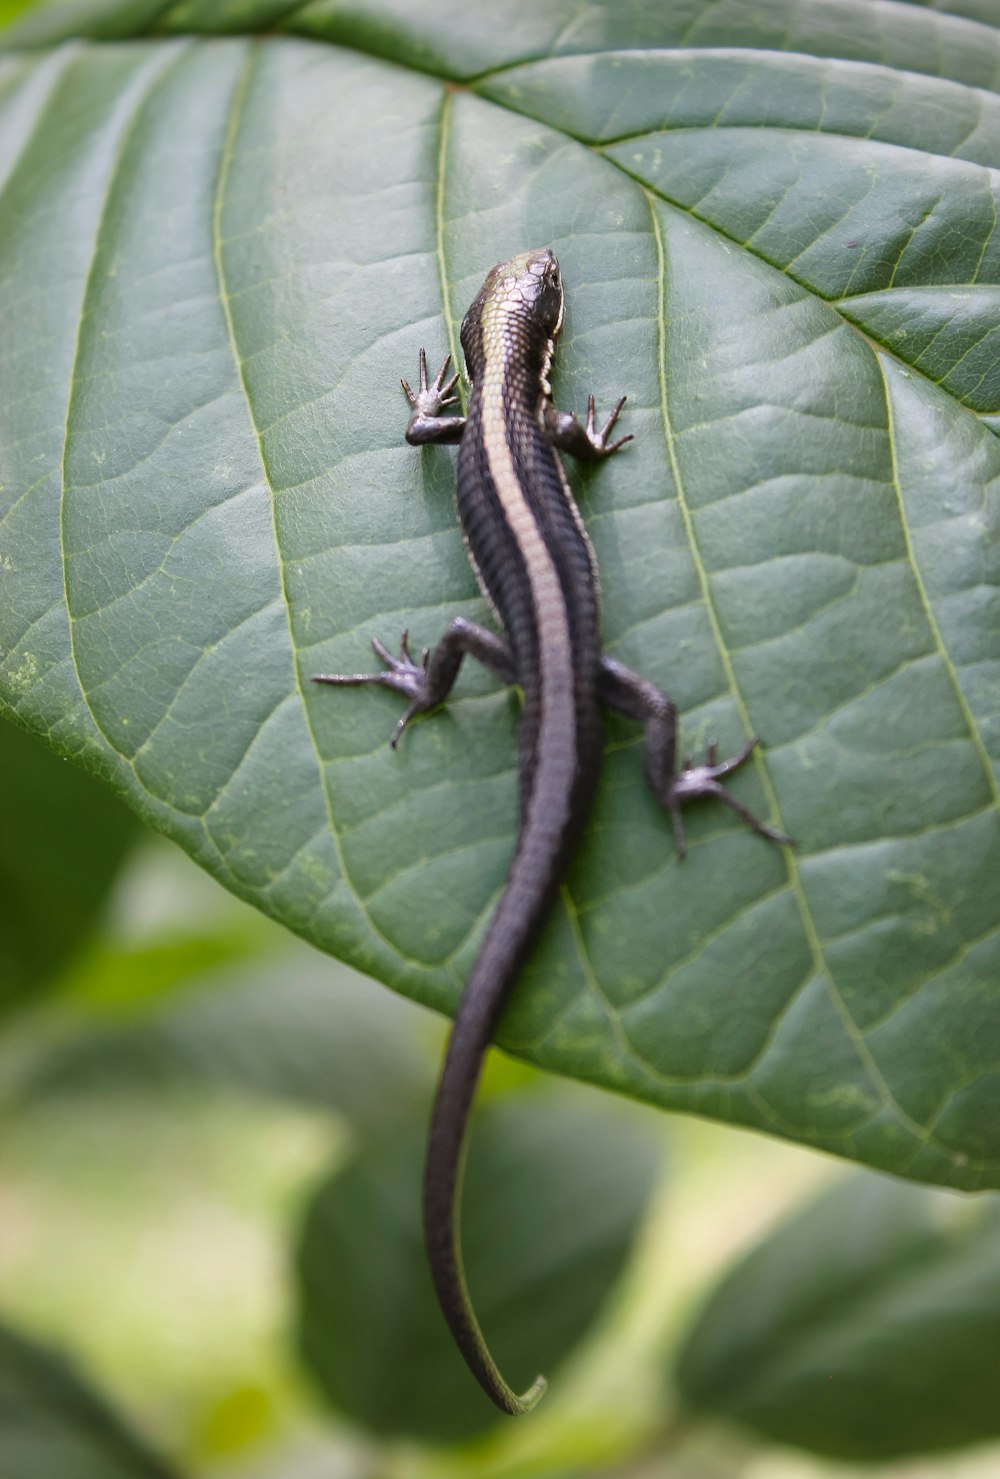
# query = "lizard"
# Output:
<box><xmin>314</xmin><ymin>248</ymin><xmax>789</xmax><ymax>1413</ymax></box>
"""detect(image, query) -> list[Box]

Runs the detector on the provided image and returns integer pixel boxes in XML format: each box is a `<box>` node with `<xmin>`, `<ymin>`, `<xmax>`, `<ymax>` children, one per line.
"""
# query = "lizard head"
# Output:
<box><xmin>465</xmin><ymin>249</ymin><xmax>564</xmax><ymax>338</ymax></box>
<box><xmin>460</xmin><ymin>249</ymin><xmax>565</xmax><ymax>375</ymax></box>
<box><xmin>491</xmin><ymin>247</ymin><xmax>564</xmax><ymax>337</ymax></box>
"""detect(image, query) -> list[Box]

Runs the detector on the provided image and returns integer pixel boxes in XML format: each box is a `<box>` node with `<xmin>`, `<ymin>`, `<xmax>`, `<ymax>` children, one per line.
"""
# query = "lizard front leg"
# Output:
<box><xmin>402</xmin><ymin>350</ymin><xmax>466</xmax><ymax>445</ymax></box>
<box><xmin>313</xmin><ymin>618</ymin><xmax>513</xmax><ymax>748</ymax></box>
<box><xmin>543</xmin><ymin>393</ymin><xmax>633</xmax><ymax>461</ymax></box>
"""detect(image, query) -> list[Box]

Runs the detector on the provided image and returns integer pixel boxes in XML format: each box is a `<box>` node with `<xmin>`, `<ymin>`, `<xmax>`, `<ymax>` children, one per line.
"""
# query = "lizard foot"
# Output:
<box><xmin>401</xmin><ymin>349</ymin><xmax>459</xmax><ymax>419</ymax></box>
<box><xmin>667</xmin><ymin>738</ymin><xmax>793</xmax><ymax>858</ymax></box>
<box><xmin>312</xmin><ymin>630</ymin><xmax>432</xmax><ymax>747</ymax></box>
<box><xmin>583</xmin><ymin>393</ymin><xmax>633</xmax><ymax>456</ymax></box>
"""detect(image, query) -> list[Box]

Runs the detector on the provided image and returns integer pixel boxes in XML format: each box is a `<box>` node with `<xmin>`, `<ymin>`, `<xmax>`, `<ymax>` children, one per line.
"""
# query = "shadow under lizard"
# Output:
<box><xmin>314</xmin><ymin>249</ymin><xmax>789</xmax><ymax>1414</ymax></box>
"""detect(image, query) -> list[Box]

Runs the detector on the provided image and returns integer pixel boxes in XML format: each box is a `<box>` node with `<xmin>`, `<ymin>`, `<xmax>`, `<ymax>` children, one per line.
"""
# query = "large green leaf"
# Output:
<box><xmin>675</xmin><ymin>1174</ymin><xmax>1000</xmax><ymax>1460</ymax></box>
<box><xmin>0</xmin><ymin>1</ymin><xmax>998</xmax><ymax>1187</ymax></box>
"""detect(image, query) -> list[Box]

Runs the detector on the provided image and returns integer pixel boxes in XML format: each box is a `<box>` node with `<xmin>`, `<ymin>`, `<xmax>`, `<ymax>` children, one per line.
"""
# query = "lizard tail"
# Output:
<box><xmin>422</xmin><ymin>736</ymin><xmax>594</xmax><ymax>1414</ymax></box>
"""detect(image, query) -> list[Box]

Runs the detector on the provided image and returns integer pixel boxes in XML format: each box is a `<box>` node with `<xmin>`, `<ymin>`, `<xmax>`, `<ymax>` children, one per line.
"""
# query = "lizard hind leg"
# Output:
<box><xmin>671</xmin><ymin>736</ymin><xmax>792</xmax><ymax>851</ymax></box>
<box><xmin>598</xmin><ymin>656</ymin><xmax>791</xmax><ymax>857</ymax></box>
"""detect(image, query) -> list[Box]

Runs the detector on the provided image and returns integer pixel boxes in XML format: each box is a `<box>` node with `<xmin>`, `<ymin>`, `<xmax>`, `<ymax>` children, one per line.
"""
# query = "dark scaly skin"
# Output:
<box><xmin>314</xmin><ymin>250</ymin><xmax>790</xmax><ymax>1414</ymax></box>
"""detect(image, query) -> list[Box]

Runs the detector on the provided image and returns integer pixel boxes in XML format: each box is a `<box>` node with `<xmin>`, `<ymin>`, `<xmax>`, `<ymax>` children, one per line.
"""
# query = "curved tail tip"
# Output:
<box><xmin>511</xmin><ymin>1373</ymin><xmax>547</xmax><ymax>1415</ymax></box>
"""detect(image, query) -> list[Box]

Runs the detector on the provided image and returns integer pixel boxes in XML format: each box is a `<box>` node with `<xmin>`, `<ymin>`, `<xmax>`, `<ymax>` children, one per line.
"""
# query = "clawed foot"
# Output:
<box><xmin>402</xmin><ymin>349</ymin><xmax>459</xmax><ymax>420</ymax></box>
<box><xmin>584</xmin><ymin>394</ymin><xmax>633</xmax><ymax>457</ymax></box>
<box><xmin>312</xmin><ymin>630</ymin><xmax>432</xmax><ymax>748</ymax></box>
<box><xmin>666</xmin><ymin>737</ymin><xmax>793</xmax><ymax>858</ymax></box>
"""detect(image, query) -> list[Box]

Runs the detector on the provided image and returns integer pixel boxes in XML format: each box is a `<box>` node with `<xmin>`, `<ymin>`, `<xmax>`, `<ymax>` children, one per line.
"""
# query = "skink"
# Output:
<box><xmin>314</xmin><ymin>249</ymin><xmax>788</xmax><ymax>1414</ymax></box>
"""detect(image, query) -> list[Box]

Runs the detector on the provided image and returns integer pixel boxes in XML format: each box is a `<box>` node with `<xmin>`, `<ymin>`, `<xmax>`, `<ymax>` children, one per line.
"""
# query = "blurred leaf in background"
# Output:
<box><xmin>0</xmin><ymin>1321</ymin><xmax>183</xmax><ymax>1479</ymax></box>
<box><xmin>296</xmin><ymin>1095</ymin><xmax>662</xmax><ymax>1444</ymax></box>
<box><xmin>676</xmin><ymin>1175</ymin><xmax>1000</xmax><ymax>1462</ymax></box>
<box><xmin>13</xmin><ymin>950</ymin><xmax>436</xmax><ymax>1128</ymax></box>
<box><xmin>1</xmin><ymin>717</ymin><xmax>139</xmax><ymax>1015</ymax></box>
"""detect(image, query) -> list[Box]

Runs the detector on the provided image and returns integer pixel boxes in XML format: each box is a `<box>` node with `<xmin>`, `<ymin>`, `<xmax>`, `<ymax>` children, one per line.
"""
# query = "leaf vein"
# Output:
<box><xmin>209</xmin><ymin>37</ymin><xmax>402</xmax><ymax>962</ymax></box>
